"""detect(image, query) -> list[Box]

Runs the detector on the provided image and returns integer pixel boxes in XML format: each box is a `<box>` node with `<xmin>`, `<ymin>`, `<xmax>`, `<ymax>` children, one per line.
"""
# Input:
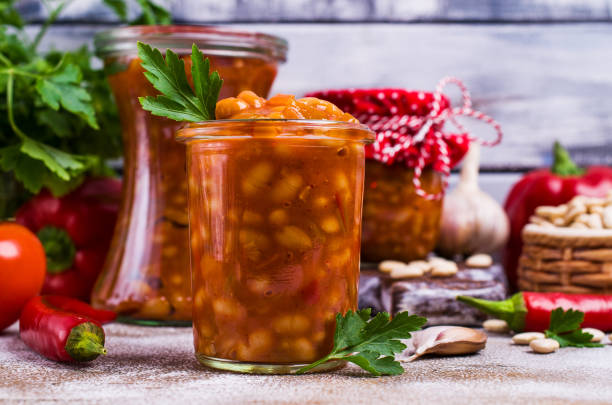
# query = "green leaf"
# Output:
<box><xmin>36</xmin><ymin>109</ymin><xmax>72</xmax><ymax>138</ymax></box>
<box><xmin>346</xmin><ymin>352</ymin><xmax>404</xmax><ymax>376</ymax></box>
<box><xmin>0</xmin><ymin>0</ymin><xmax>24</xmax><ymax>28</ymax></box>
<box><xmin>545</xmin><ymin>330</ymin><xmax>604</xmax><ymax>348</ymax></box>
<box><xmin>20</xmin><ymin>137</ymin><xmax>84</xmax><ymax>180</ymax></box>
<box><xmin>35</xmin><ymin>62</ymin><xmax>98</xmax><ymax>129</ymax></box>
<box><xmin>296</xmin><ymin>309</ymin><xmax>426</xmax><ymax>376</ymax></box>
<box><xmin>137</xmin><ymin>42</ymin><xmax>223</xmax><ymax>122</ymax></box>
<box><xmin>354</xmin><ymin>311</ymin><xmax>426</xmax><ymax>356</ymax></box>
<box><xmin>544</xmin><ymin>308</ymin><xmax>605</xmax><ymax>349</ymax></box>
<box><xmin>103</xmin><ymin>0</ymin><xmax>128</xmax><ymax>21</ymax></box>
<box><xmin>0</xmin><ymin>143</ymin><xmax>84</xmax><ymax>195</ymax></box>
<box><xmin>547</xmin><ymin>308</ymin><xmax>584</xmax><ymax>335</ymax></box>
<box><xmin>0</xmin><ymin>144</ymin><xmax>44</xmax><ymax>192</ymax></box>
<box><xmin>133</xmin><ymin>0</ymin><xmax>171</xmax><ymax>25</ymax></box>
<box><xmin>191</xmin><ymin>44</ymin><xmax>223</xmax><ymax>121</ymax></box>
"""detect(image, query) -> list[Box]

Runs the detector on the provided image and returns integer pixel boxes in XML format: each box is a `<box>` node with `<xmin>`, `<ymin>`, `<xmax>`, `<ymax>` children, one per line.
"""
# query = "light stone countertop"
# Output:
<box><xmin>1</xmin><ymin>323</ymin><xmax>612</xmax><ymax>405</ymax></box>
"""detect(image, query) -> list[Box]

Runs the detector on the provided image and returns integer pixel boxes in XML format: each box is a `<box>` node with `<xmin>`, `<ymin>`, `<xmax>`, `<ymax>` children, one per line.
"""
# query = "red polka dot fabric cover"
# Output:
<box><xmin>307</xmin><ymin>77</ymin><xmax>502</xmax><ymax>199</ymax></box>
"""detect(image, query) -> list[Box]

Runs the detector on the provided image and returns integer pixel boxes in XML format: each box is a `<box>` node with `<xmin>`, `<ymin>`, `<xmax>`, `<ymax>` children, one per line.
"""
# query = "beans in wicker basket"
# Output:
<box><xmin>530</xmin><ymin>193</ymin><xmax>612</xmax><ymax>229</ymax></box>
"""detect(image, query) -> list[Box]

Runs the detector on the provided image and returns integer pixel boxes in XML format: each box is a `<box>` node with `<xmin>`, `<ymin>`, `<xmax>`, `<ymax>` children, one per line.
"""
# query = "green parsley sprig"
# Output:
<box><xmin>0</xmin><ymin>0</ymin><xmax>173</xmax><ymax>216</ymax></box>
<box><xmin>296</xmin><ymin>309</ymin><xmax>427</xmax><ymax>376</ymax></box>
<box><xmin>0</xmin><ymin>0</ymin><xmax>121</xmax><ymax>202</ymax></box>
<box><xmin>137</xmin><ymin>42</ymin><xmax>223</xmax><ymax>122</ymax></box>
<box><xmin>545</xmin><ymin>308</ymin><xmax>603</xmax><ymax>348</ymax></box>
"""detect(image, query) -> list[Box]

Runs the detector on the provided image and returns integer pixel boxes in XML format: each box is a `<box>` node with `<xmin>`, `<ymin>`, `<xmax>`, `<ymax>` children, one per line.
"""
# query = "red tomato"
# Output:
<box><xmin>0</xmin><ymin>223</ymin><xmax>46</xmax><ymax>331</ymax></box>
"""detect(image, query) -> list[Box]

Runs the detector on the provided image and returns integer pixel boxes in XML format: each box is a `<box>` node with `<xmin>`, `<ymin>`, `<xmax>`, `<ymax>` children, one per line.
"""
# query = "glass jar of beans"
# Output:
<box><xmin>178</xmin><ymin>92</ymin><xmax>374</xmax><ymax>373</ymax></box>
<box><xmin>91</xmin><ymin>26</ymin><xmax>287</xmax><ymax>325</ymax></box>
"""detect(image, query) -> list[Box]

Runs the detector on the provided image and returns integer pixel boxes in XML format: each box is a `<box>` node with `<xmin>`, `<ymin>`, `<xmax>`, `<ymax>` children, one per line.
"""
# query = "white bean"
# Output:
<box><xmin>466</xmin><ymin>253</ymin><xmax>493</xmax><ymax>268</ymax></box>
<box><xmin>430</xmin><ymin>259</ymin><xmax>458</xmax><ymax>277</ymax></box>
<box><xmin>582</xmin><ymin>328</ymin><xmax>605</xmax><ymax>343</ymax></box>
<box><xmin>378</xmin><ymin>260</ymin><xmax>407</xmax><ymax>273</ymax></box>
<box><xmin>512</xmin><ymin>332</ymin><xmax>546</xmax><ymax>345</ymax></box>
<box><xmin>530</xmin><ymin>338</ymin><xmax>560</xmax><ymax>354</ymax></box>
<box><xmin>483</xmin><ymin>319</ymin><xmax>509</xmax><ymax>333</ymax></box>
<box><xmin>390</xmin><ymin>264</ymin><xmax>424</xmax><ymax>279</ymax></box>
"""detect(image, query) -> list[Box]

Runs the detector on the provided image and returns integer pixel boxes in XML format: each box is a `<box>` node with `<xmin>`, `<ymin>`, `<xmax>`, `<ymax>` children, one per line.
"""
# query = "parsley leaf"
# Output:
<box><xmin>35</xmin><ymin>61</ymin><xmax>98</xmax><ymax>129</ymax></box>
<box><xmin>102</xmin><ymin>0</ymin><xmax>128</xmax><ymax>21</ymax></box>
<box><xmin>134</xmin><ymin>0</ymin><xmax>172</xmax><ymax>25</ymax></box>
<box><xmin>296</xmin><ymin>309</ymin><xmax>427</xmax><ymax>376</ymax></box>
<box><xmin>103</xmin><ymin>0</ymin><xmax>172</xmax><ymax>25</ymax></box>
<box><xmin>544</xmin><ymin>308</ymin><xmax>604</xmax><ymax>348</ymax></box>
<box><xmin>138</xmin><ymin>42</ymin><xmax>223</xmax><ymax>122</ymax></box>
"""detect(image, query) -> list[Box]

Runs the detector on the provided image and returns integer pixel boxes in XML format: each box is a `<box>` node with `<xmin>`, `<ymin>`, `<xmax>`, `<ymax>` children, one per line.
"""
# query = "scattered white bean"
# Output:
<box><xmin>430</xmin><ymin>259</ymin><xmax>458</xmax><ymax>277</ymax></box>
<box><xmin>378</xmin><ymin>260</ymin><xmax>406</xmax><ymax>273</ymax></box>
<box><xmin>409</xmin><ymin>260</ymin><xmax>432</xmax><ymax>273</ymax></box>
<box><xmin>466</xmin><ymin>253</ymin><xmax>493</xmax><ymax>268</ymax></box>
<box><xmin>390</xmin><ymin>264</ymin><xmax>424</xmax><ymax>279</ymax></box>
<box><xmin>512</xmin><ymin>332</ymin><xmax>546</xmax><ymax>345</ymax></box>
<box><xmin>530</xmin><ymin>338</ymin><xmax>560</xmax><ymax>354</ymax></box>
<box><xmin>582</xmin><ymin>328</ymin><xmax>605</xmax><ymax>343</ymax></box>
<box><xmin>483</xmin><ymin>319</ymin><xmax>509</xmax><ymax>333</ymax></box>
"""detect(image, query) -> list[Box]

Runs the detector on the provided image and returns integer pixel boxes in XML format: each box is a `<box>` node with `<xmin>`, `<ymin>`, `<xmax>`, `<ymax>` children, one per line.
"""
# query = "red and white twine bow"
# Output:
<box><xmin>308</xmin><ymin>77</ymin><xmax>503</xmax><ymax>200</ymax></box>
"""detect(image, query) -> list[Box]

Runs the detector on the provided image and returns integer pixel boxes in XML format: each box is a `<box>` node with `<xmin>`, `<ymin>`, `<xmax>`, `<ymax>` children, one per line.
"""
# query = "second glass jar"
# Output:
<box><xmin>361</xmin><ymin>161</ymin><xmax>444</xmax><ymax>263</ymax></box>
<box><xmin>92</xmin><ymin>26</ymin><xmax>287</xmax><ymax>324</ymax></box>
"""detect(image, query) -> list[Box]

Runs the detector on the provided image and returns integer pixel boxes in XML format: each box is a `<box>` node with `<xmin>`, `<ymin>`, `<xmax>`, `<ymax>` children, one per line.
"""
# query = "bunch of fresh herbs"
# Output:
<box><xmin>0</xmin><ymin>0</ymin><xmax>170</xmax><ymax>217</ymax></box>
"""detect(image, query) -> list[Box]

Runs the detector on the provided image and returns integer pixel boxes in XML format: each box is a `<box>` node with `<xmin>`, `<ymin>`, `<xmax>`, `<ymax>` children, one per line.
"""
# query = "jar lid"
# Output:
<box><xmin>307</xmin><ymin>88</ymin><xmax>473</xmax><ymax>172</ymax></box>
<box><xmin>95</xmin><ymin>25</ymin><xmax>288</xmax><ymax>62</ymax></box>
<box><xmin>309</xmin><ymin>78</ymin><xmax>503</xmax><ymax>200</ymax></box>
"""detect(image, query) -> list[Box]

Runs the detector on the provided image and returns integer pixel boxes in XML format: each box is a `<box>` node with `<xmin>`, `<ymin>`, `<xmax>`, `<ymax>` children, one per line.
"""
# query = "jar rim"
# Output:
<box><xmin>94</xmin><ymin>25</ymin><xmax>288</xmax><ymax>62</ymax></box>
<box><xmin>175</xmin><ymin>119</ymin><xmax>375</xmax><ymax>143</ymax></box>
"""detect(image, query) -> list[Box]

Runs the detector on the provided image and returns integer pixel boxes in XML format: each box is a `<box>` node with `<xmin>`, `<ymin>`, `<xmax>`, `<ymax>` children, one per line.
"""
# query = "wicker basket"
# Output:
<box><xmin>518</xmin><ymin>224</ymin><xmax>612</xmax><ymax>294</ymax></box>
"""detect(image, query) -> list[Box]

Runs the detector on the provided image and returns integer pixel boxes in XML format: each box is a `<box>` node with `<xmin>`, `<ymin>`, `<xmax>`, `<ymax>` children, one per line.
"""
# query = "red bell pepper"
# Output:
<box><xmin>503</xmin><ymin>142</ymin><xmax>612</xmax><ymax>290</ymax></box>
<box><xmin>458</xmin><ymin>292</ymin><xmax>612</xmax><ymax>332</ymax></box>
<box><xmin>16</xmin><ymin>177</ymin><xmax>122</xmax><ymax>301</ymax></box>
<box><xmin>20</xmin><ymin>295</ymin><xmax>115</xmax><ymax>362</ymax></box>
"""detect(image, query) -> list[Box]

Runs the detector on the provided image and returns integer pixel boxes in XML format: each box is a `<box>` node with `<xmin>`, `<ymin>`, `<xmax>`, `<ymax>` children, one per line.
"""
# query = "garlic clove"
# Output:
<box><xmin>402</xmin><ymin>326</ymin><xmax>487</xmax><ymax>362</ymax></box>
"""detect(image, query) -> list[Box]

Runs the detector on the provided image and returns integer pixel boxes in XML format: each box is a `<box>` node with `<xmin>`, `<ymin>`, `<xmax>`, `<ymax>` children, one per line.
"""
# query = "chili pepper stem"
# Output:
<box><xmin>552</xmin><ymin>141</ymin><xmax>585</xmax><ymax>176</ymax></box>
<box><xmin>65</xmin><ymin>322</ymin><xmax>107</xmax><ymax>362</ymax></box>
<box><xmin>457</xmin><ymin>293</ymin><xmax>527</xmax><ymax>332</ymax></box>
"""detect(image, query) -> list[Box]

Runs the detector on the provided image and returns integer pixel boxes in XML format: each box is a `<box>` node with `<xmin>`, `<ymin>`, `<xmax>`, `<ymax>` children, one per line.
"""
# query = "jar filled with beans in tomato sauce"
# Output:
<box><xmin>177</xmin><ymin>92</ymin><xmax>374</xmax><ymax>373</ymax></box>
<box><xmin>309</xmin><ymin>88</ymin><xmax>472</xmax><ymax>263</ymax></box>
<box><xmin>92</xmin><ymin>26</ymin><xmax>287</xmax><ymax>325</ymax></box>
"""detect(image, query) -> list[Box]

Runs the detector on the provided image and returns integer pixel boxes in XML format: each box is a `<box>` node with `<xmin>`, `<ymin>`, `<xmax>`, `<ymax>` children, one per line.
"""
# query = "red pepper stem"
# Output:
<box><xmin>65</xmin><ymin>322</ymin><xmax>107</xmax><ymax>362</ymax></box>
<box><xmin>37</xmin><ymin>226</ymin><xmax>76</xmax><ymax>274</ymax></box>
<box><xmin>551</xmin><ymin>141</ymin><xmax>585</xmax><ymax>176</ymax></box>
<box><xmin>457</xmin><ymin>293</ymin><xmax>527</xmax><ymax>332</ymax></box>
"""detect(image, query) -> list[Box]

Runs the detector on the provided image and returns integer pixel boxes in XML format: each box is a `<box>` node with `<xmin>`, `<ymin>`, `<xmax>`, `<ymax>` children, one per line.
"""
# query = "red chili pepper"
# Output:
<box><xmin>458</xmin><ymin>292</ymin><xmax>612</xmax><ymax>332</ymax></box>
<box><xmin>16</xmin><ymin>177</ymin><xmax>121</xmax><ymax>301</ymax></box>
<box><xmin>19</xmin><ymin>295</ymin><xmax>116</xmax><ymax>362</ymax></box>
<box><xmin>503</xmin><ymin>142</ymin><xmax>612</xmax><ymax>290</ymax></box>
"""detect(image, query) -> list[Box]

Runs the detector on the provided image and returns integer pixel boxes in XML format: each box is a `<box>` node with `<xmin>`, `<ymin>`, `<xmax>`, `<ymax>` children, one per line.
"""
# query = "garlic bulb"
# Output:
<box><xmin>401</xmin><ymin>326</ymin><xmax>487</xmax><ymax>362</ymax></box>
<box><xmin>437</xmin><ymin>143</ymin><xmax>509</xmax><ymax>257</ymax></box>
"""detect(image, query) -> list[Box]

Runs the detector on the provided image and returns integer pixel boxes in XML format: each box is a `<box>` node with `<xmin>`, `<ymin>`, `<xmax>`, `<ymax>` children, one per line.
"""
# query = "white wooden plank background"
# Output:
<box><xmin>13</xmin><ymin>0</ymin><xmax>612</xmax><ymax>199</ymax></box>
<box><xmin>16</xmin><ymin>0</ymin><xmax>612</xmax><ymax>22</ymax></box>
<box><xmin>29</xmin><ymin>22</ymin><xmax>612</xmax><ymax>170</ymax></box>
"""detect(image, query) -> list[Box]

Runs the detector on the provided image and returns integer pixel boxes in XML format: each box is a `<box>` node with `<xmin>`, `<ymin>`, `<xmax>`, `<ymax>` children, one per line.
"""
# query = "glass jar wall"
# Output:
<box><xmin>178</xmin><ymin>120</ymin><xmax>373</xmax><ymax>373</ymax></box>
<box><xmin>92</xmin><ymin>26</ymin><xmax>287</xmax><ymax>324</ymax></box>
<box><xmin>361</xmin><ymin>161</ymin><xmax>444</xmax><ymax>263</ymax></box>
